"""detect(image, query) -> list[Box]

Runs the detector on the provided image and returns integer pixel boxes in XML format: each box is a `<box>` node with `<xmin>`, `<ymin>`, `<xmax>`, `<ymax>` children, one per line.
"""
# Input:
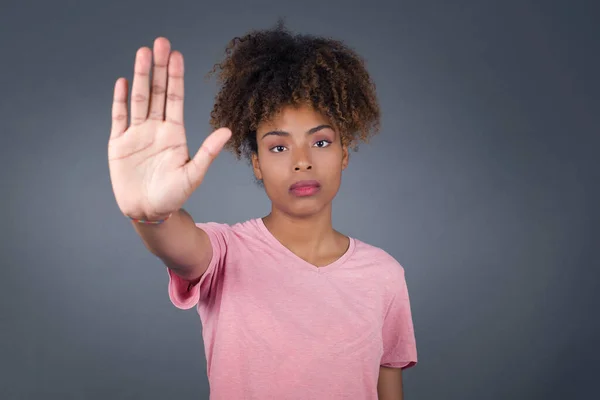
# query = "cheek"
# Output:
<box><xmin>317</xmin><ymin>151</ymin><xmax>344</xmax><ymax>174</ymax></box>
<box><xmin>259</xmin><ymin>158</ymin><xmax>289</xmax><ymax>184</ymax></box>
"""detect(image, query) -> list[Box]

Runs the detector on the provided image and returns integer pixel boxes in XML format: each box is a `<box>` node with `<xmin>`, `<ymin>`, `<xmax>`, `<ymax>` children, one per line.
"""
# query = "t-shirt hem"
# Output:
<box><xmin>380</xmin><ymin>360</ymin><xmax>418</xmax><ymax>369</ymax></box>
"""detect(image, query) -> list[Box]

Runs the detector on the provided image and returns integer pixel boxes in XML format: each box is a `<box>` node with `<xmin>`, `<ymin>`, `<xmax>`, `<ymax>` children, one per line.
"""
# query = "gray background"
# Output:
<box><xmin>1</xmin><ymin>0</ymin><xmax>598</xmax><ymax>399</ymax></box>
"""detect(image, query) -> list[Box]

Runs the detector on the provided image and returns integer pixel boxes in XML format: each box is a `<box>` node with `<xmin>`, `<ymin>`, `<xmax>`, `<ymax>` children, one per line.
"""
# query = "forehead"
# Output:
<box><xmin>257</xmin><ymin>104</ymin><xmax>332</xmax><ymax>132</ymax></box>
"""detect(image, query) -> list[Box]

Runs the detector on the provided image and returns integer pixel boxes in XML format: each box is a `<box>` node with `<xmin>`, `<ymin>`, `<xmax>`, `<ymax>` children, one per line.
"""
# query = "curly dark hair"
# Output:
<box><xmin>207</xmin><ymin>20</ymin><xmax>381</xmax><ymax>161</ymax></box>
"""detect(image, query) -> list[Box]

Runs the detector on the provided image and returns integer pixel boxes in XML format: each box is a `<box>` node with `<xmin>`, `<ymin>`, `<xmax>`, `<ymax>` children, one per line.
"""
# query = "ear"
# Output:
<box><xmin>251</xmin><ymin>152</ymin><xmax>263</xmax><ymax>180</ymax></box>
<box><xmin>341</xmin><ymin>145</ymin><xmax>349</xmax><ymax>170</ymax></box>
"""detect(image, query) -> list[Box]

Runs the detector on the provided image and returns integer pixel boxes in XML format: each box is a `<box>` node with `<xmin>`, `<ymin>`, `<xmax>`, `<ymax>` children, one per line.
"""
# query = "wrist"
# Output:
<box><xmin>126</xmin><ymin>212</ymin><xmax>173</xmax><ymax>225</ymax></box>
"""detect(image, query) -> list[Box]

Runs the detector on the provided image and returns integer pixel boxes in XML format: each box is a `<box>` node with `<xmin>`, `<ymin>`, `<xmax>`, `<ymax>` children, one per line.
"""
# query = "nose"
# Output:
<box><xmin>293</xmin><ymin>147</ymin><xmax>312</xmax><ymax>171</ymax></box>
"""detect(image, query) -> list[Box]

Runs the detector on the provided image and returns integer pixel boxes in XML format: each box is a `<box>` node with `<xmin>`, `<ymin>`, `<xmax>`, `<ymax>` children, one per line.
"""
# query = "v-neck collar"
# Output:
<box><xmin>255</xmin><ymin>217</ymin><xmax>356</xmax><ymax>273</ymax></box>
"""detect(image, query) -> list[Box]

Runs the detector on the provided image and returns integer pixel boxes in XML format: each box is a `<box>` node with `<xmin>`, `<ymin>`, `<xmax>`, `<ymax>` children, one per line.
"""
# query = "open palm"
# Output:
<box><xmin>108</xmin><ymin>37</ymin><xmax>231</xmax><ymax>221</ymax></box>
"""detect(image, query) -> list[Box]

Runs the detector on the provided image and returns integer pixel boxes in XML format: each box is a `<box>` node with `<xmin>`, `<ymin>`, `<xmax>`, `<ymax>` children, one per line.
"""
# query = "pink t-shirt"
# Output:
<box><xmin>167</xmin><ymin>218</ymin><xmax>417</xmax><ymax>399</ymax></box>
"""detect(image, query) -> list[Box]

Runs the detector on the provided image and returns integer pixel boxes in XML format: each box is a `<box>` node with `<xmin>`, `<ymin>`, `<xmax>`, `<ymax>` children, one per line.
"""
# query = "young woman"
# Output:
<box><xmin>108</xmin><ymin>22</ymin><xmax>417</xmax><ymax>400</ymax></box>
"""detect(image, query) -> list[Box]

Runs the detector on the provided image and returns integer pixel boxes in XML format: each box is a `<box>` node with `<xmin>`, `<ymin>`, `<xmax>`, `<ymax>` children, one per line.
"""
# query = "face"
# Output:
<box><xmin>252</xmin><ymin>104</ymin><xmax>349</xmax><ymax>219</ymax></box>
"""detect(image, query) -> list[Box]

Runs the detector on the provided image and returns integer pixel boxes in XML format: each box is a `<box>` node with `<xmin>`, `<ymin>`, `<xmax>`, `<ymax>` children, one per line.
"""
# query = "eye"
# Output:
<box><xmin>314</xmin><ymin>140</ymin><xmax>331</xmax><ymax>148</ymax></box>
<box><xmin>270</xmin><ymin>145</ymin><xmax>287</xmax><ymax>153</ymax></box>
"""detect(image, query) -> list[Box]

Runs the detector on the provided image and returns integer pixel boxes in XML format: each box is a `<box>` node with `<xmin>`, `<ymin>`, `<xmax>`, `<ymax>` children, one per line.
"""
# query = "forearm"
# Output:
<box><xmin>132</xmin><ymin>208</ymin><xmax>212</xmax><ymax>279</ymax></box>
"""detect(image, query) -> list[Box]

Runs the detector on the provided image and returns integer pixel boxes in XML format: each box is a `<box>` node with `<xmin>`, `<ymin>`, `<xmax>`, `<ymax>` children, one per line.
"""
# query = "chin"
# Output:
<box><xmin>279</xmin><ymin>198</ymin><xmax>332</xmax><ymax>219</ymax></box>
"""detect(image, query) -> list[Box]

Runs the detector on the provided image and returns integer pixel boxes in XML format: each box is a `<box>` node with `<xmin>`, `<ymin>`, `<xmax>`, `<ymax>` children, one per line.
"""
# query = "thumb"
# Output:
<box><xmin>184</xmin><ymin>127</ymin><xmax>232</xmax><ymax>189</ymax></box>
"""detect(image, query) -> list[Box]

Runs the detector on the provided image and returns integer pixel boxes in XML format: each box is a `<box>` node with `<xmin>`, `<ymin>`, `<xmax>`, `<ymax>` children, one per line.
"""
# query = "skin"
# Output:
<box><xmin>378</xmin><ymin>366</ymin><xmax>404</xmax><ymax>400</ymax></box>
<box><xmin>252</xmin><ymin>104</ymin><xmax>350</xmax><ymax>267</ymax></box>
<box><xmin>251</xmin><ymin>104</ymin><xmax>404</xmax><ymax>398</ymax></box>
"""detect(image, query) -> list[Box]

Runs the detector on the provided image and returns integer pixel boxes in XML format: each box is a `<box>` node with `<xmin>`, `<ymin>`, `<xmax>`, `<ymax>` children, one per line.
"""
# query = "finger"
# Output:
<box><xmin>165</xmin><ymin>51</ymin><xmax>185</xmax><ymax>126</ymax></box>
<box><xmin>148</xmin><ymin>37</ymin><xmax>171</xmax><ymax>121</ymax></box>
<box><xmin>110</xmin><ymin>77</ymin><xmax>128</xmax><ymax>139</ymax></box>
<box><xmin>184</xmin><ymin>128</ymin><xmax>232</xmax><ymax>189</ymax></box>
<box><xmin>130</xmin><ymin>47</ymin><xmax>152</xmax><ymax>126</ymax></box>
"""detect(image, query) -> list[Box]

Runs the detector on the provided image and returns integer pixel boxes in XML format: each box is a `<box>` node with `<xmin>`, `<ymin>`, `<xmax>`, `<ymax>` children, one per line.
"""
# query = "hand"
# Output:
<box><xmin>108</xmin><ymin>37</ymin><xmax>231</xmax><ymax>221</ymax></box>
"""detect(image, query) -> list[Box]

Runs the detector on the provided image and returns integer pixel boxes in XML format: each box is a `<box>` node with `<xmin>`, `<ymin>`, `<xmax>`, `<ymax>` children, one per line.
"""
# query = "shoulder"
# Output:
<box><xmin>351</xmin><ymin>238</ymin><xmax>408</xmax><ymax>283</ymax></box>
<box><xmin>353</xmin><ymin>239</ymin><xmax>405</xmax><ymax>270</ymax></box>
<box><xmin>194</xmin><ymin>218</ymin><xmax>263</xmax><ymax>241</ymax></box>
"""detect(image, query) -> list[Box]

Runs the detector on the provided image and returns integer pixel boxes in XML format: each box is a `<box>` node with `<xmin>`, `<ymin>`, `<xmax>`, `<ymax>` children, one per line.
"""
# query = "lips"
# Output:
<box><xmin>289</xmin><ymin>180</ymin><xmax>321</xmax><ymax>190</ymax></box>
<box><xmin>289</xmin><ymin>180</ymin><xmax>321</xmax><ymax>197</ymax></box>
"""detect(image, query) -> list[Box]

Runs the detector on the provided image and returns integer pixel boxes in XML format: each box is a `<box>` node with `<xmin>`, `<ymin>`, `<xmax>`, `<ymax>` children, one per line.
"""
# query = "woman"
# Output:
<box><xmin>108</xmin><ymin>21</ymin><xmax>417</xmax><ymax>399</ymax></box>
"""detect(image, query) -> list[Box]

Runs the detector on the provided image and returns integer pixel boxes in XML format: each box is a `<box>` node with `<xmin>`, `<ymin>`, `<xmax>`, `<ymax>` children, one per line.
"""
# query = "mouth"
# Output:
<box><xmin>289</xmin><ymin>180</ymin><xmax>321</xmax><ymax>197</ymax></box>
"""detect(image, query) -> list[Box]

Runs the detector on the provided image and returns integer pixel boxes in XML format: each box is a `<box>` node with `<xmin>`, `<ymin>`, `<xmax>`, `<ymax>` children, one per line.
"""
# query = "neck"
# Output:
<box><xmin>262</xmin><ymin>204</ymin><xmax>337</xmax><ymax>258</ymax></box>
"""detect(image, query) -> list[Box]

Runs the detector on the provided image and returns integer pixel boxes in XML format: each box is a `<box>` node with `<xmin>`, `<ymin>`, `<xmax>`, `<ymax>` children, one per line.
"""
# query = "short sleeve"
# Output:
<box><xmin>167</xmin><ymin>222</ymin><xmax>230</xmax><ymax>310</ymax></box>
<box><xmin>380</xmin><ymin>267</ymin><xmax>418</xmax><ymax>369</ymax></box>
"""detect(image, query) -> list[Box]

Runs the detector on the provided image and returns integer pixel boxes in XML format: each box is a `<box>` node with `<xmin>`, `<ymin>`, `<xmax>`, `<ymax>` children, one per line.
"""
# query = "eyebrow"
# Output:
<box><xmin>261</xmin><ymin>124</ymin><xmax>334</xmax><ymax>140</ymax></box>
